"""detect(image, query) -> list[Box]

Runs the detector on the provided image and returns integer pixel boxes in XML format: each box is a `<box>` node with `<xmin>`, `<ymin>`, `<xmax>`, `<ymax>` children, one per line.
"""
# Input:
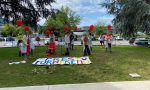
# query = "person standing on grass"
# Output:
<box><xmin>88</xmin><ymin>32</ymin><xmax>93</xmax><ymax>52</ymax></box>
<box><xmin>81</xmin><ymin>35</ymin><xmax>84</xmax><ymax>45</ymax></box>
<box><xmin>49</xmin><ymin>30</ymin><xmax>55</xmax><ymax>43</ymax></box>
<box><xmin>82</xmin><ymin>34</ymin><xmax>91</xmax><ymax>56</ymax></box>
<box><xmin>99</xmin><ymin>34</ymin><xmax>104</xmax><ymax>46</ymax></box>
<box><xmin>30</xmin><ymin>35</ymin><xmax>35</xmax><ymax>55</ymax></box>
<box><xmin>104</xmin><ymin>34</ymin><xmax>108</xmax><ymax>52</ymax></box>
<box><xmin>22</xmin><ymin>30</ymin><xmax>31</xmax><ymax>55</ymax></box>
<box><xmin>17</xmin><ymin>40</ymin><xmax>27</xmax><ymax>61</ymax></box>
<box><xmin>17</xmin><ymin>30</ymin><xmax>31</xmax><ymax>61</ymax></box>
<box><xmin>70</xmin><ymin>31</ymin><xmax>74</xmax><ymax>50</ymax></box>
<box><xmin>17</xmin><ymin>40</ymin><xmax>26</xmax><ymax>57</ymax></box>
<box><xmin>107</xmin><ymin>34</ymin><xmax>112</xmax><ymax>52</ymax></box>
<box><xmin>64</xmin><ymin>31</ymin><xmax>70</xmax><ymax>55</ymax></box>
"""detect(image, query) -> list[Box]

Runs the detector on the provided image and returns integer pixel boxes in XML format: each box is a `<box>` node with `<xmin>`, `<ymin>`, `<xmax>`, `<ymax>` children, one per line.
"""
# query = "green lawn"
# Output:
<box><xmin>0</xmin><ymin>45</ymin><xmax>150</xmax><ymax>87</ymax></box>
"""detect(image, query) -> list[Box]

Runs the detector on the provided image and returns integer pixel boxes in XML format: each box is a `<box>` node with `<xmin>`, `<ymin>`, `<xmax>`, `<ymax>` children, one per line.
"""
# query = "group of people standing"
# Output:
<box><xmin>99</xmin><ymin>34</ymin><xmax>112</xmax><ymax>52</ymax></box>
<box><xmin>64</xmin><ymin>31</ymin><xmax>100</xmax><ymax>56</ymax></box>
<box><xmin>17</xmin><ymin>30</ymin><xmax>35</xmax><ymax>60</ymax></box>
<box><xmin>64</xmin><ymin>31</ymin><xmax>74</xmax><ymax>55</ymax></box>
<box><xmin>64</xmin><ymin>32</ymin><xmax>113</xmax><ymax>56</ymax></box>
<box><xmin>17</xmin><ymin>30</ymin><xmax>113</xmax><ymax>60</ymax></box>
<box><xmin>80</xmin><ymin>33</ymin><xmax>112</xmax><ymax>56</ymax></box>
<box><xmin>17</xmin><ymin>30</ymin><xmax>56</xmax><ymax>59</ymax></box>
<box><xmin>81</xmin><ymin>33</ymin><xmax>93</xmax><ymax>56</ymax></box>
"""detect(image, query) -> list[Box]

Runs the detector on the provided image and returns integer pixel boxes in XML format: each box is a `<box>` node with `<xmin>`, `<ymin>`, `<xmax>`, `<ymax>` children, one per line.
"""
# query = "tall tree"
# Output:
<box><xmin>1</xmin><ymin>24</ymin><xmax>16</xmax><ymax>37</ymax></box>
<box><xmin>93</xmin><ymin>21</ymin><xmax>107</xmax><ymax>36</ymax></box>
<box><xmin>102</xmin><ymin>0</ymin><xmax>150</xmax><ymax>36</ymax></box>
<box><xmin>0</xmin><ymin>0</ymin><xmax>55</xmax><ymax>31</ymax></box>
<box><xmin>43</xmin><ymin>6</ymin><xmax>81</xmax><ymax>37</ymax></box>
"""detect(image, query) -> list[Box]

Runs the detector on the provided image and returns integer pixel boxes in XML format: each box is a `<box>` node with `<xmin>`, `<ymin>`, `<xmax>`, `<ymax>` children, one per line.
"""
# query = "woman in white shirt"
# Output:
<box><xmin>64</xmin><ymin>32</ymin><xmax>70</xmax><ymax>55</ymax></box>
<box><xmin>22</xmin><ymin>31</ymin><xmax>31</xmax><ymax>55</ymax></box>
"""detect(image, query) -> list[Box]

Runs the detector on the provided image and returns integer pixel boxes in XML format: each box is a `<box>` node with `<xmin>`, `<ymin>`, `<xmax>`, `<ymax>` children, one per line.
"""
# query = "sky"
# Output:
<box><xmin>38</xmin><ymin>0</ymin><xmax>114</xmax><ymax>26</ymax></box>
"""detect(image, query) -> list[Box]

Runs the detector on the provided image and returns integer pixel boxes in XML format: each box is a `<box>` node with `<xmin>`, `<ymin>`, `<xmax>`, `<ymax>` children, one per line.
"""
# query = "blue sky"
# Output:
<box><xmin>38</xmin><ymin>0</ymin><xmax>114</xmax><ymax>26</ymax></box>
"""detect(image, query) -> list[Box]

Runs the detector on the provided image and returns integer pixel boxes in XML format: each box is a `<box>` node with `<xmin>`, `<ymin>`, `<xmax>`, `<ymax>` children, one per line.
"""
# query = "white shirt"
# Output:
<box><xmin>65</xmin><ymin>34</ymin><xmax>70</xmax><ymax>43</ymax></box>
<box><xmin>88</xmin><ymin>36</ymin><xmax>92</xmax><ymax>46</ymax></box>
<box><xmin>30</xmin><ymin>38</ymin><xmax>35</xmax><ymax>49</ymax></box>
<box><xmin>19</xmin><ymin>43</ymin><xmax>27</xmax><ymax>54</ymax></box>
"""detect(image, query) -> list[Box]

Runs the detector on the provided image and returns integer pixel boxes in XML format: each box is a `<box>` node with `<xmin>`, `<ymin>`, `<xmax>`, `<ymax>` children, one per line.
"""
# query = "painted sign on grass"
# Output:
<box><xmin>32</xmin><ymin>57</ymin><xmax>92</xmax><ymax>65</ymax></box>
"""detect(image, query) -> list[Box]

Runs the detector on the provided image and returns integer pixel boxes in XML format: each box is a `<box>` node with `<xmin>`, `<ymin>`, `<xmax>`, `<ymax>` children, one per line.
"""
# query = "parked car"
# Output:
<box><xmin>0</xmin><ymin>37</ymin><xmax>5</xmax><ymax>41</ymax></box>
<box><xmin>124</xmin><ymin>37</ymin><xmax>130</xmax><ymax>40</ymax></box>
<box><xmin>129</xmin><ymin>38</ymin><xmax>136</xmax><ymax>45</ymax></box>
<box><xmin>74</xmin><ymin>37</ymin><xmax>77</xmax><ymax>41</ymax></box>
<box><xmin>135</xmin><ymin>39</ymin><xmax>150</xmax><ymax>45</ymax></box>
<box><xmin>4</xmin><ymin>41</ymin><xmax>17</xmax><ymax>47</ymax></box>
<box><xmin>92</xmin><ymin>37</ymin><xmax>97</xmax><ymax>41</ymax></box>
<box><xmin>6</xmin><ymin>37</ymin><xmax>15</xmax><ymax>41</ymax></box>
<box><xmin>115</xmin><ymin>36</ymin><xmax>124</xmax><ymax>40</ymax></box>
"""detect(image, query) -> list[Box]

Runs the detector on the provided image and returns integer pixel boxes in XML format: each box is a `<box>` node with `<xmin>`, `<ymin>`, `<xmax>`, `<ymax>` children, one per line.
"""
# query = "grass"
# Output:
<box><xmin>0</xmin><ymin>45</ymin><xmax>150</xmax><ymax>87</ymax></box>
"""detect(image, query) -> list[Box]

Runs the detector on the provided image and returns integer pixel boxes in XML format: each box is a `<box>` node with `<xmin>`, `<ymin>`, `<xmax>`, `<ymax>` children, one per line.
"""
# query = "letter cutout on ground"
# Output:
<box><xmin>32</xmin><ymin>57</ymin><xmax>92</xmax><ymax>65</ymax></box>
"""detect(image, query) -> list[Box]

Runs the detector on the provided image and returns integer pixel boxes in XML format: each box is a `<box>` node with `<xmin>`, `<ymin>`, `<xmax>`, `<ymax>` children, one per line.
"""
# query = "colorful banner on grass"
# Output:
<box><xmin>32</xmin><ymin>57</ymin><xmax>92</xmax><ymax>65</ymax></box>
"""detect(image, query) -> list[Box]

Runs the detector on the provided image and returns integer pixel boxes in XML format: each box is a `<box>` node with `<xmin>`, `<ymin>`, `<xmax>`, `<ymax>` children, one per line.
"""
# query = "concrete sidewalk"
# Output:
<box><xmin>1</xmin><ymin>81</ymin><xmax>150</xmax><ymax>90</ymax></box>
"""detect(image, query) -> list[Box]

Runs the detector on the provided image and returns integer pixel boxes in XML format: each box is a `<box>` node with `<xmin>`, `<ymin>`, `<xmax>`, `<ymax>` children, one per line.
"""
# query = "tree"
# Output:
<box><xmin>44</xmin><ymin>6</ymin><xmax>81</xmax><ymax>37</ymax></box>
<box><xmin>102</xmin><ymin>0</ymin><xmax>150</xmax><ymax>37</ymax></box>
<box><xmin>1</xmin><ymin>24</ymin><xmax>16</xmax><ymax>37</ymax></box>
<box><xmin>93</xmin><ymin>21</ymin><xmax>107</xmax><ymax>36</ymax></box>
<box><xmin>0</xmin><ymin>0</ymin><xmax>55</xmax><ymax>31</ymax></box>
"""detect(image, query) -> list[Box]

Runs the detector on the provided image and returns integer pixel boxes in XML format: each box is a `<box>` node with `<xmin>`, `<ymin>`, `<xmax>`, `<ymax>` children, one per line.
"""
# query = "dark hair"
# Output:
<box><xmin>89</xmin><ymin>32</ymin><xmax>92</xmax><ymax>35</ymax></box>
<box><xmin>66</xmin><ymin>31</ymin><xmax>69</xmax><ymax>34</ymax></box>
<box><xmin>17</xmin><ymin>40</ymin><xmax>22</xmax><ymax>46</ymax></box>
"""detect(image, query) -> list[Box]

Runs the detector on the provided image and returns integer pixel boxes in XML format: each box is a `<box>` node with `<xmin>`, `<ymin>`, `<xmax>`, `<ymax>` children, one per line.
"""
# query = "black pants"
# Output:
<box><xmin>19</xmin><ymin>51</ymin><xmax>25</xmax><ymax>57</ymax></box>
<box><xmin>84</xmin><ymin>45</ymin><xmax>91</xmax><ymax>56</ymax></box>
<box><xmin>108</xmin><ymin>43</ymin><xmax>111</xmax><ymax>48</ymax></box>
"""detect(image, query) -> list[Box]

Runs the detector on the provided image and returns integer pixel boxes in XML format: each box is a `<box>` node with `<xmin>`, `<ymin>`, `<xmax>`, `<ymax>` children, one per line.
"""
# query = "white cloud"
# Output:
<box><xmin>37</xmin><ymin>18</ymin><xmax>46</xmax><ymax>25</ymax></box>
<box><xmin>79</xmin><ymin>15</ymin><xmax>114</xmax><ymax>26</ymax></box>
<box><xmin>51</xmin><ymin>0</ymin><xmax>107</xmax><ymax>14</ymax></box>
<box><xmin>101</xmin><ymin>15</ymin><xmax>114</xmax><ymax>20</ymax></box>
<box><xmin>38</xmin><ymin>0</ymin><xmax>114</xmax><ymax>26</ymax></box>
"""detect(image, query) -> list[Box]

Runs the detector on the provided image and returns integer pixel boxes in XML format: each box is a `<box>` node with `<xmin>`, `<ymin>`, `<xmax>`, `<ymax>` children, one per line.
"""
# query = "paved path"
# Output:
<box><xmin>0</xmin><ymin>81</ymin><xmax>150</xmax><ymax>90</ymax></box>
<box><xmin>73</xmin><ymin>40</ymin><xmax>130</xmax><ymax>45</ymax></box>
<box><xmin>0</xmin><ymin>40</ymin><xmax>130</xmax><ymax>48</ymax></box>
